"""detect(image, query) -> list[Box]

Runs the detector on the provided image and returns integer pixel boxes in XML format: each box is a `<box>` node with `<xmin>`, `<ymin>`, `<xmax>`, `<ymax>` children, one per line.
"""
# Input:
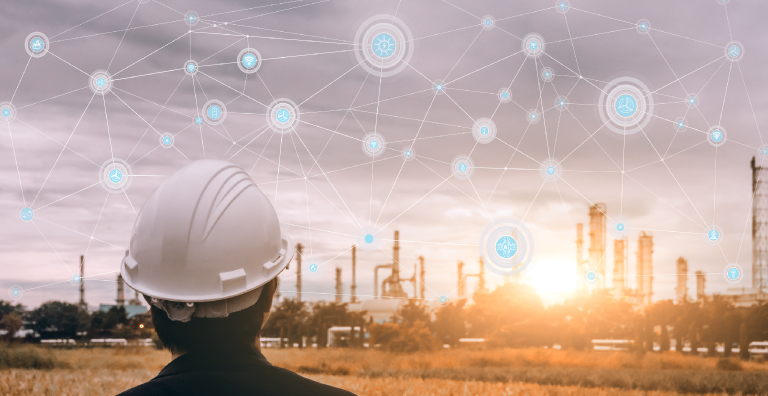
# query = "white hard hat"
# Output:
<box><xmin>121</xmin><ymin>159</ymin><xmax>293</xmax><ymax>321</ymax></box>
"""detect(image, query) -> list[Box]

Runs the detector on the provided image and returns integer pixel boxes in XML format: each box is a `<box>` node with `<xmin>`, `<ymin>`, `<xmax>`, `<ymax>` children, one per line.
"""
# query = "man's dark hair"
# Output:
<box><xmin>151</xmin><ymin>302</ymin><xmax>264</xmax><ymax>354</ymax></box>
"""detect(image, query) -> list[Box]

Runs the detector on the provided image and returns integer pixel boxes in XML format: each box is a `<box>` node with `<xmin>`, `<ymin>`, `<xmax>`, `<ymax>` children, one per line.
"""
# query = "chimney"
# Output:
<box><xmin>419</xmin><ymin>256</ymin><xmax>425</xmax><ymax>299</ymax></box>
<box><xmin>696</xmin><ymin>270</ymin><xmax>706</xmax><ymax>301</ymax></box>
<box><xmin>78</xmin><ymin>255</ymin><xmax>87</xmax><ymax>311</ymax></box>
<box><xmin>117</xmin><ymin>273</ymin><xmax>125</xmax><ymax>306</ymax></box>
<box><xmin>335</xmin><ymin>267</ymin><xmax>342</xmax><ymax>303</ymax></box>
<box><xmin>458</xmin><ymin>261</ymin><xmax>465</xmax><ymax>299</ymax></box>
<box><xmin>350</xmin><ymin>245</ymin><xmax>357</xmax><ymax>303</ymax></box>
<box><xmin>676</xmin><ymin>257</ymin><xmax>688</xmax><ymax>302</ymax></box>
<box><xmin>296</xmin><ymin>243</ymin><xmax>303</xmax><ymax>302</ymax></box>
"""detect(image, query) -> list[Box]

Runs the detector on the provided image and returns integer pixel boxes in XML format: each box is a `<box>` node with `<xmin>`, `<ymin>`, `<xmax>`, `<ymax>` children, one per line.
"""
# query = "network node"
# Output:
<box><xmin>19</xmin><ymin>206</ymin><xmax>34</xmax><ymax>222</ymax></box>
<box><xmin>89</xmin><ymin>70</ymin><xmax>113</xmax><ymax>96</ymax></box>
<box><xmin>759</xmin><ymin>146</ymin><xmax>768</xmax><ymax>159</ymax></box>
<box><xmin>184</xmin><ymin>11</ymin><xmax>199</xmax><ymax>27</ymax></box>
<box><xmin>71</xmin><ymin>274</ymin><xmax>82</xmax><ymax>285</ymax></box>
<box><xmin>527</xmin><ymin>109</ymin><xmax>541</xmax><ymax>124</ymax></box>
<box><xmin>716</xmin><ymin>0</ymin><xmax>731</xmax><ymax>4</ymax></box>
<box><xmin>725</xmin><ymin>41</ymin><xmax>744</xmax><ymax>62</ymax></box>
<box><xmin>26</xmin><ymin>32</ymin><xmax>50</xmax><ymax>58</ymax></box>
<box><xmin>599</xmin><ymin>77</ymin><xmax>653</xmax><ymax>135</ymax></box>
<box><xmin>723</xmin><ymin>263</ymin><xmax>743</xmax><ymax>284</ymax></box>
<box><xmin>451</xmin><ymin>155</ymin><xmax>474</xmax><ymax>180</ymax></box>
<box><xmin>357</xmin><ymin>226</ymin><xmax>382</xmax><ymax>251</ymax></box>
<box><xmin>583</xmin><ymin>270</ymin><xmax>598</xmax><ymax>285</ymax></box>
<box><xmin>556</xmin><ymin>0</ymin><xmax>570</xmax><ymax>13</ymax></box>
<box><xmin>202</xmin><ymin>99</ymin><xmax>227</xmax><ymax>126</ymax></box>
<box><xmin>673</xmin><ymin>117</ymin><xmax>688</xmax><ymax>133</ymax></box>
<box><xmin>472</xmin><ymin>118</ymin><xmax>497</xmax><ymax>144</ymax></box>
<box><xmin>555</xmin><ymin>96</ymin><xmax>568</xmax><ymax>111</ymax></box>
<box><xmin>138</xmin><ymin>0</ymin><xmax>151</xmax><ymax>4</ymax></box>
<box><xmin>541</xmin><ymin>67</ymin><xmax>555</xmax><ymax>82</ymax></box>
<box><xmin>195</xmin><ymin>116</ymin><xmax>203</xmax><ymax>125</ymax></box>
<box><xmin>539</xmin><ymin>159</ymin><xmax>562</xmax><ymax>182</ymax></box>
<box><xmin>99</xmin><ymin>158</ymin><xmax>132</xmax><ymax>194</ymax></box>
<box><xmin>704</xmin><ymin>225</ymin><xmax>723</xmax><ymax>246</ymax></box>
<box><xmin>266</xmin><ymin>98</ymin><xmax>300</xmax><ymax>134</ymax></box>
<box><xmin>9</xmin><ymin>285</ymin><xmax>23</xmax><ymax>301</ymax></box>
<box><xmin>498</xmin><ymin>88</ymin><xmax>512</xmax><ymax>103</ymax></box>
<box><xmin>521</xmin><ymin>33</ymin><xmax>546</xmax><ymax>58</ymax></box>
<box><xmin>237</xmin><ymin>48</ymin><xmax>262</xmax><ymax>74</ymax></box>
<box><xmin>685</xmin><ymin>93</ymin><xmax>699</xmax><ymax>109</ymax></box>
<box><xmin>0</xmin><ymin>102</ymin><xmax>17</xmax><ymax>123</ymax></box>
<box><xmin>479</xmin><ymin>218</ymin><xmax>534</xmax><ymax>276</ymax></box>
<box><xmin>354</xmin><ymin>14</ymin><xmax>414</xmax><ymax>77</ymax></box>
<box><xmin>707</xmin><ymin>125</ymin><xmax>727</xmax><ymax>147</ymax></box>
<box><xmin>481</xmin><ymin>15</ymin><xmax>495</xmax><ymax>30</ymax></box>
<box><xmin>636</xmin><ymin>19</ymin><xmax>651</xmax><ymax>34</ymax></box>
<box><xmin>439</xmin><ymin>295</ymin><xmax>449</xmax><ymax>305</ymax></box>
<box><xmin>401</xmin><ymin>146</ymin><xmax>416</xmax><ymax>161</ymax></box>
<box><xmin>184</xmin><ymin>60</ymin><xmax>198</xmax><ymax>76</ymax></box>
<box><xmin>159</xmin><ymin>133</ymin><xmax>174</xmax><ymax>149</ymax></box>
<box><xmin>361</xmin><ymin>132</ymin><xmax>386</xmax><ymax>158</ymax></box>
<box><xmin>608</xmin><ymin>217</ymin><xmax>632</xmax><ymax>238</ymax></box>
<box><xmin>432</xmin><ymin>79</ymin><xmax>446</xmax><ymax>95</ymax></box>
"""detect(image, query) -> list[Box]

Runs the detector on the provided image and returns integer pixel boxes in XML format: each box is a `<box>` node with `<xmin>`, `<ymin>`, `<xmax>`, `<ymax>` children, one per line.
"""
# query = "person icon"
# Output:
<box><xmin>309</xmin><ymin>263</ymin><xmax>318</xmax><ymax>273</ymax></box>
<box><xmin>373</xmin><ymin>33</ymin><xmax>396</xmax><ymax>58</ymax></box>
<box><xmin>109</xmin><ymin>168</ymin><xmax>123</xmax><ymax>184</ymax></box>
<box><xmin>208</xmin><ymin>105</ymin><xmax>221</xmax><ymax>120</ymax></box>
<box><xmin>708</xmin><ymin>229</ymin><xmax>720</xmax><ymax>241</ymax></box>
<box><xmin>480</xmin><ymin>126</ymin><xmax>489</xmax><ymax>135</ymax></box>
<box><xmin>728</xmin><ymin>267</ymin><xmax>739</xmax><ymax>280</ymax></box>
<box><xmin>276</xmin><ymin>108</ymin><xmax>290</xmax><ymax>124</ymax></box>
<box><xmin>547</xmin><ymin>166</ymin><xmax>555</xmax><ymax>175</ymax></box>
<box><xmin>458</xmin><ymin>163</ymin><xmax>467</xmax><ymax>172</ymax></box>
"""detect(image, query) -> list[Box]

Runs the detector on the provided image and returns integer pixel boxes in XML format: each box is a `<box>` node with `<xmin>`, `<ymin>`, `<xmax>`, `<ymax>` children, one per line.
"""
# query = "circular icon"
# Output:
<box><xmin>724</xmin><ymin>41</ymin><xmax>744</xmax><ymax>62</ymax></box>
<box><xmin>267</xmin><ymin>99</ymin><xmax>300</xmax><ymax>134</ymax></box>
<box><xmin>0</xmin><ymin>102</ymin><xmax>17</xmax><ymax>123</ymax></box>
<box><xmin>717</xmin><ymin>0</ymin><xmax>731</xmax><ymax>4</ymax></box>
<box><xmin>481</xmin><ymin>15</ymin><xmax>495</xmax><ymax>30</ymax></box>
<box><xmin>584</xmin><ymin>270</ymin><xmax>598</xmax><ymax>285</ymax></box>
<box><xmin>99</xmin><ymin>158</ymin><xmax>132</xmax><ymax>194</ymax></box>
<box><xmin>522</xmin><ymin>33</ymin><xmax>546</xmax><ymax>58</ymax></box>
<box><xmin>159</xmin><ymin>133</ymin><xmax>174</xmax><ymax>148</ymax></box>
<box><xmin>19</xmin><ymin>207</ymin><xmax>34</xmax><ymax>222</ymax></box>
<box><xmin>9</xmin><ymin>285</ymin><xmax>23</xmax><ymax>301</ymax></box>
<box><xmin>540</xmin><ymin>159</ymin><xmax>562</xmax><ymax>182</ymax></box>
<box><xmin>202</xmin><ymin>99</ymin><xmax>227</xmax><ymax>125</ymax></box>
<box><xmin>541</xmin><ymin>67</ymin><xmax>554</xmax><ymax>82</ymax></box>
<box><xmin>71</xmin><ymin>274</ymin><xmax>83</xmax><ymax>285</ymax></box>
<box><xmin>759</xmin><ymin>146</ymin><xmax>768</xmax><ymax>158</ymax></box>
<box><xmin>357</xmin><ymin>226</ymin><xmax>382</xmax><ymax>251</ymax></box>
<box><xmin>527</xmin><ymin>110</ymin><xmax>541</xmax><ymax>124</ymax></box>
<box><xmin>479</xmin><ymin>218</ymin><xmax>535</xmax><ymax>276</ymax></box>
<box><xmin>555</xmin><ymin>96</ymin><xmax>569</xmax><ymax>111</ymax></box>
<box><xmin>707</xmin><ymin>126</ymin><xmax>727</xmax><ymax>147</ymax></box>
<box><xmin>184</xmin><ymin>60</ymin><xmax>198</xmax><ymax>76</ymax></box>
<box><xmin>362</xmin><ymin>132</ymin><xmax>386</xmax><ymax>158</ymax></box>
<box><xmin>673</xmin><ymin>118</ymin><xmax>688</xmax><ymax>132</ymax></box>
<box><xmin>439</xmin><ymin>295</ymin><xmax>449</xmax><ymax>305</ymax></box>
<box><xmin>401</xmin><ymin>146</ymin><xmax>416</xmax><ymax>161</ymax></box>
<box><xmin>25</xmin><ymin>32</ymin><xmax>49</xmax><ymax>58</ymax></box>
<box><xmin>432</xmin><ymin>80</ymin><xmax>446</xmax><ymax>95</ymax></box>
<box><xmin>185</xmin><ymin>11</ymin><xmax>199</xmax><ymax>26</ymax></box>
<box><xmin>599</xmin><ymin>77</ymin><xmax>653</xmax><ymax>135</ymax></box>
<box><xmin>309</xmin><ymin>263</ymin><xmax>318</xmax><ymax>273</ymax></box>
<box><xmin>498</xmin><ymin>88</ymin><xmax>512</xmax><ymax>103</ymax></box>
<box><xmin>451</xmin><ymin>155</ymin><xmax>474</xmax><ymax>180</ymax></box>
<box><xmin>472</xmin><ymin>118</ymin><xmax>497</xmax><ymax>144</ymax></box>
<box><xmin>685</xmin><ymin>94</ymin><xmax>699</xmax><ymax>109</ymax></box>
<box><xmin>556</xmin><ymin>0</ymin><xmax>570</xmax><ymax>13</ymax></box>
<box><xmin>237</xmin><ymin>48</ymin><xmax>262</xmax><ymax>74</ymax></box>
<box><xmin>195</xmin><ymin>116</ymin><xmax>203</xmax><ymax>125</ymax></box>
<box><xmin>723</xmin><ymin>263</ymin><xmax>743</xmax><ymax>284</ymax></box>
<box><xmin>355</xmin><ymin>15</ymin><xmax>414</xmax><ymax>77</ymax></box>
<box><xmin>704</xmin><ymin>225</ymin><xmax>723</xmax><ymax>246</ymax></box>
<box><xmin>637</xmin><ymin>19</ymin><xmax>651</xmax><ymax>34</ymax></box>
<box><xmin>89</xmin><ymin>70</ymin><xmax>113</xmax><ymax>95</ymax></box>
<box><xmin>609</xmin><ymin>217</ymin><xmax>632</xmax><ymax>238</ymax></box>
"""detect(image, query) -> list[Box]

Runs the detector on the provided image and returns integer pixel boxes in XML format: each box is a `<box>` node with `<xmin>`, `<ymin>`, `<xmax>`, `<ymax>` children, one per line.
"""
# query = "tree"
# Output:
<box><xmin>29</xmin><ymin>301</ymin><xmax>89</xmax><ymax>339</ymax></box>
<box><xmin>434</xmin><ymin>300</ymin><xmax>466</xmax><ymax>346</ymax></box>
<box><xmin>89</xmin><ymin>306</ymin><xmax>129</xmax><ymax>336</ymax></box>
<box><xmin>262</xmin><ymin>298</ymin><xmax>310</xmax><ymax>347</ymax></box>
<box><xmin>0</xmin><ymin>313</ymin><xmax>22</xmax><ymax>341</ymax></box>
<box><xmin>305</xmin><ymin>301</ymin><xmax>366</xmax><ymax>348</ymax></box>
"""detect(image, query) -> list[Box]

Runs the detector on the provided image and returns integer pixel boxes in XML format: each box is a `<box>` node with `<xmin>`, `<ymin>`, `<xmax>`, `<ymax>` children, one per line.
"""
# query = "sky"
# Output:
<box><xmin>1</xmin><ymin>0</ymin><xmax>768</xmax><ymax>309</ymax></box>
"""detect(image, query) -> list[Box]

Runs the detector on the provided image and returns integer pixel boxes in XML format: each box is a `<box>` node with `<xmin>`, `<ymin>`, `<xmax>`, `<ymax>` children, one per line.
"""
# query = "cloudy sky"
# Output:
<box><xmin>2</xmin><ymin>0</ymin><xmax>767</xmax><ymax>309</ymax></box>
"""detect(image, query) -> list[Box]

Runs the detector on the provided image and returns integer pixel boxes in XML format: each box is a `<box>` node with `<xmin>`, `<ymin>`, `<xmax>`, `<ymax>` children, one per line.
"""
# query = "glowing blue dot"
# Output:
<box><xmin>369</xmin><ymin>140</ymin><xmax>378</xmax><ymax>149</ymax></box>
<box><xmin>2</xmin><ymin>108</ymin><xmax>10</xmax><ymax>118</ymax></box>
<box><xmin>186</xmin><ymin>63</ymin><xmax>196</xmax><ymax>72</ymax></box>
<box><xmin>677</xmin><ymin>121</ymin><xmax>685</xmax><ymax>129</ymax></box>
<box><xmin>405</xmin><ymin>151</ymin><xmax>412</xmax><ymax>157</ymax></box>
<box><xmin>639</xmin><ymin>23</ymin><xmax>648</xmax><ymax>31</ymax></box>
<box><xmin>30</xmin><ymin>38</ymin><xmax>44</xmax><ymax>52</ymax></box>
<box><xmin>458</xmin><ymin>163</ymin><xmax>467</xmax><ymax>172</ymax></box>
<box><xmin>207</xmin><ymin>105</ymin><xmax>221</xmax><ymax>120</ymax></box>
<box><xmin>364</xmin><ymin>233</ymin><xmax>374</xmax><ymax>244</ymax></box>
<box><xmin>559</xmin><ymin>2</ymin><xmax>567</xmax><ymax>10</ymax></box>
<box><xmin>309</xmin><ymin>263</ymin><xmax>318</xmax><ymax>272</ymax></box>
<box><xmin>615</xmin><ymin>94</ymin><xmax>637</xmax><ymax>117</ymax></box>
<box><xmin>276</xmin><ymin>108</ymin><xmax>290</xmax><ymax>124</ymax></box>
<box><xmin>11</xmin><ymin>288</ymin><xmax>20</xmax><ymax>297</ymax></box>
<box><xmin>242</xmin><ymin>53</ymin><xmax>258</xmax><ymax>68</ymax></box>
<box><xmin>20</xmin><ymin>207</ymin><xmax>34</xmax><ymax>222</ymax></box>
<box><xmin>728</xmin><ymin>267</ymin><xmax>739</xmax><ymax>280</ymax></box>
<box><xmin>188</xmin><ymin>14</ymin><xmax>196</xmax><ymax>23</ymax></box>
<box><xmin>195</xmin><ymin>116</ymin><xmax>203</xmax><ymax>125</ymax></box>
<box><xmin>73</xmin><ymin>275</ymin><xmax>81</xmax><ymax>283</ymax></box>
<box><xmin>435</xmin><ymin>83</ymin><xmax>443</xmax><ymax>91</ymax></box>
<box><xmin>762</xmin><ymin>148</ymin><xmax>768</xmax><ymax>157</ymax></box>
<box><xmin>688</xmin><ymin>97</ymin><xmax>697</xmax><ymax>105</ymax></box>
<box><xmin>529</xmin><ymin>41</ymin><xmax>538</xmax><ymax>50</ymax></box>
<box><xmin>480</xmin><ymin>126</ymin><xmax>489</xmax><ymax>135</ymax></box>
<box><xmin>373</xmin><ymin>33</ymin><xmax>396</xmax><ymax>58</ymax></box>
<box><xmin>108</xmin><ymin>169</ymin><xmax>123</xmax><ymax>183</ymax></box>
<box><xmin>439</xmin><ymin>295</ymin><xmax>448</xmax><ymax>304</ymax></box>
<box><xmin>558</xmin><ymin>100</ymin><xmax>566</xmax><ymax>108</ymax></box>
<box><xmin>616</xmin><ymin>223</ymin><xmax>625</xmax><ymax>231</ymax></box>
<box><xmin>547</xmin><ymin>166</ymin><xmax>555</xmax><ymax>175</ymax></box>
<box><xmin>96</xmin><ymin>78</ymin><xmax>105</xmax><ymax>87</ymax></box>
<box><xmin>502</xmin><ymin>92</ymin><xmax>509</xmax><ymax>98</ymax></box>
<box><xmin>711</xmin><ymin>130</ymin><xmax>723</xmax><ymax>142</ymax></box>
<box><xmin>495</xmin><ymin>235</ymin><xmax>518</xmax><ymax>259</ymax></box>
<box><xmin>587</xmin><ymin>271</ymin><xmax>596</xmax><ymax>281</ymax></box>
<box><xmin>162</xmin><ymin>136</ymin><xmax>172</xmax><ymax>146</ymax></box>
<box><xmin>728</xmin><ymin>45</ymin><xmax>741</xmax><ymax>58</ymax></box>
<box><xmin>708</xmin><ymin>229</ymin><xmax>720</xmax><ymax>241</ymax></box>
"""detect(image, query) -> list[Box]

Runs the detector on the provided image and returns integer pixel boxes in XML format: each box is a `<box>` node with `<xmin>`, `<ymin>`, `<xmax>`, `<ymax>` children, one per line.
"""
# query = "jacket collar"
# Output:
<box><xmin>155</xmin><ymin>345</ymin><xmax>272</xmax><ymax>379</ymax></box>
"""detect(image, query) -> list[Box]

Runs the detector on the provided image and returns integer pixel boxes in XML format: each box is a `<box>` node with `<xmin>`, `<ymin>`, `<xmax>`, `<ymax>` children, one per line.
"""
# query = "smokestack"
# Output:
<box><xmin>393</xmin><ymin>230</ymin><xmax>400</xmax><ymax>281</ymax></box>
<box><xmin>296</xmin><ymin>243</ymin><xmax>303</xmax><ymax>302</ymax></box>
<box><xmin>477</xmin><ymin>257</ymin><xmax>486</xmax><ymax>292</ymax></box>
<box><xmin>78</xmin><ymin>255</ymin><xmax>86</xmax><ymax>311</ymax></box>
<box><xmin>335</xmin><ymin>267</ymin><xmax>342</xmax><ymax>303</ymax></box>
<box><xmin>696</xmin><ymin>270</ymin><xmax>706</xmax><ymax>301</ymax></box>
<box><xmin>458</xmin><ymin>261</ymin><xmax>465</xmax><ymax>299</ymax></box>
<box><xmin>636</xmin><ymin>232</ymin><xmax>654</xmax><ymax>307</ymax></box>
<box><xmin>588</xmin><ymin>204</ymin><xmax>607</xmax><ymax>288</ymax></box>
<box><xmin>351</xmin><ymin>245</ymin><xmax>357</xmax><ymax>303</ymax></box>
<box><xmin>117</xmin><ymin>273</ymin><xmax>125</xmax><ymax>306</ymax></box>
<box><xmin>418</xmin><ymin>256</ymin><xmax>425</xmax><ymax>299</ymax></box>
<box><xmin>613</xmin><ymin>239</ymin><xmax>626</xmax><ymax>298</ymax></box>
<box><xmin>676</xmin><ymin>257</ymin><xmax>688</xmax><ymax>302</ymax></box>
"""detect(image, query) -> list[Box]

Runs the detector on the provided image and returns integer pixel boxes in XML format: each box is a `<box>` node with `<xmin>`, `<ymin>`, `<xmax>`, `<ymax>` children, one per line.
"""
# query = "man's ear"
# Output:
<box><xmin>256</xmin><ymin>278</ymin><xmax>277</xmax><ymax>313</ymax></box>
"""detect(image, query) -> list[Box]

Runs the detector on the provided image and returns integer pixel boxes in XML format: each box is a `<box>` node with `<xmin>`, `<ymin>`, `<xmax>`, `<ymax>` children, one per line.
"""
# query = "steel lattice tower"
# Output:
<box><xmin>752</xmin><ymin>157</ymin><xmax>768</xmax><ymax>291</ymax></box>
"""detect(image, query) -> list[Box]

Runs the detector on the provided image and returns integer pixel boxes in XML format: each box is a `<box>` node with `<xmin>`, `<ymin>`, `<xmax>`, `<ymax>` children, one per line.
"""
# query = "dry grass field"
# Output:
<box><xmin>0</xmin><ymin>346</ymin><xmax>766</xmax><ymax>395</ymax></box>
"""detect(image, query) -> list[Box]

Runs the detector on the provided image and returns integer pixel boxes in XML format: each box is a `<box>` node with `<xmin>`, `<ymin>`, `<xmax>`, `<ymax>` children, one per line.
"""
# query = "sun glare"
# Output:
<box><xmin>527</xmin><ymin>260</ymin><xmax>577</xmax><ymax>296</ymax></box>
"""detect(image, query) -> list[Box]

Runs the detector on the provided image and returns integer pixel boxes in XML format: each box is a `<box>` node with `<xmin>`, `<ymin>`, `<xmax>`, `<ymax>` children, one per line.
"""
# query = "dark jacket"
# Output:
<box><xmin>117</xmin><ymin>346</ymin><xmax>355</xmax><ymax>396</ymax></box>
